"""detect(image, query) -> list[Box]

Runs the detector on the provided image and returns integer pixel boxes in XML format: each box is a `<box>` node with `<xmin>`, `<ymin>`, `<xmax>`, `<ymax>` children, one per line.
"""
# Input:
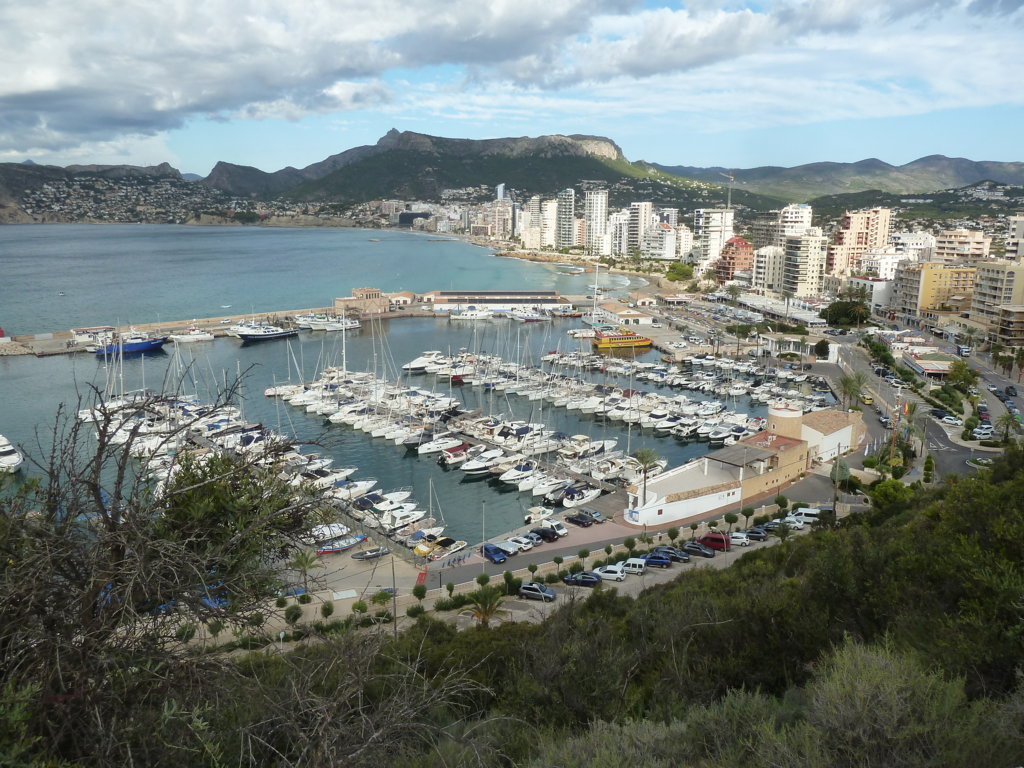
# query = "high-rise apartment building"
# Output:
<box><xmin>640</xmin><ymin>222</ymin><xmax>677</xmax><ymax>261</ymax></box>
<box><xmin>693</xmin><ymin>208</ymin><xmax>735</xmax><ymax>273</ymax></box>
<box><xmin>892</xmin><ymin>261</ymin><xmax>976</xmax><ymax>321</ymax></box>
<box><xmin>609</xmin><ymin>210</ymin><xmax>630</xmax><ymax>257</ymax></box>
<box><xmin>970</xmin><ymin>260</ymin><xmax>1024</xmax><ymax>332</ymax></box>
<box><xmin>555</xmin><ymin>189</ymin><xmax>576</xmax><ymax>249</ymax></box>
<box><xmin>715</xmin><ymin>236</ymin><xmax>754</xmax><ymax>282</ymax></box>
<box><xmin>782</xmin><ymin>227</ymin><xmax>827</xmax><ymax>297</ymax></box>
<box><xmin>753</xmin><ymin>246</ymin><xmax>785</xmax><ymax>294</ymax></box>
<box><xmin>827</xmin><ymin>208</ymin><xmax>892</xmax><ymax>275</ymax></box>
<box><xmin>891</xmin><ymin>231</ymin><xmax>935</xmax><ymax>260</ymax></box>
<box><xmin>750</xmin><ymin>204</ymin><xmax>812</xmax><ymax>249</ymax></box>
<box><xmin>1005</xmin><ymin>215</ymin><xmax>1024</xmax><ymax>260</ymax></box>
<box><xmin>584</xmin><ymin>190</ymin><xmax>609</xmax><ymax>255</ymax></box>
<box><xmin>540</xmin><ymin>199</ymin><xmax>558</xmax><ymax>248</ymax></box>
<box><xmin>627</xmin><ymin>202</ymin><xmax>654</xmax><ymax>253</ymax></box>
<box><xmin>933</xmin><ymin>229</ymin><xmax>991</xmax><ymax>265</ymax></box>
<box><xmin>658</xmin><ymin>208</ymin><xmax>679</xmax><ymax>227</ymax></box>
<box><xmin>675</xmin><ymin>224</ymin><xmax>694</xmax><ymax>259</ymax></box>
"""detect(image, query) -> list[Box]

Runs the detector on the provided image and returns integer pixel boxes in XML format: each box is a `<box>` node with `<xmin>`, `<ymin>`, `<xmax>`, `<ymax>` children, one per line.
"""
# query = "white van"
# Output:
<box><xmin>622</xmin><ymin>557</ymin><xmax>647</xmax><ymax>576</ymax></box>
<box><xmin>791</xmin><ymin>508</ymin><xmax>821</xmax><ymax>525</ymax></box>
<box><xmin>541</xmin><ymin>519</ymin><xmax>569</xmax><ymax>538</ymax></box>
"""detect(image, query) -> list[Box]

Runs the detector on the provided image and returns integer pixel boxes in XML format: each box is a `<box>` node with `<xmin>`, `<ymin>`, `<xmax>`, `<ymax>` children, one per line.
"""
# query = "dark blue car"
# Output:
<box><xmin>562</xmin><ymin>571</ymin><xmax>602</xmax><ymax>587</ymax></box>
<box><xmin>481</xmin><ymin>543</ymin><xmax>508</xmax><ymax>564</ymax></box>
<box><xmin>642</xmin><ymin>553</ymin><xmax>672</xmax><ymax>568</ymax></box>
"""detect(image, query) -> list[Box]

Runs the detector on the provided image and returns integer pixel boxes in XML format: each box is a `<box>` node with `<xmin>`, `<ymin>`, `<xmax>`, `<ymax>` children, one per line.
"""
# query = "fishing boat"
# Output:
<box><xmin>0</xmin><ymin>434</ymin><xmax>24</xmax><ymax>473</ymax></box>
<box><xmin>523</xmin><ymin>505</ymin><xmax>552</xmax><ymax>525</ymax></box>
<box><xmin>591</xmin><ymin>327</ymin><xmax>653</xmax><ymax>351</ymax></box>
<box><xmin>352</xmin><ymin>545</ymin><xmax>390</xmax><ymax>560</ymax></box>
<box><xmin>510</xmin><ymin>309</ymin><xmax>549</xmax><ymax>323</ymax></box>
<box><xmin>91</xmin><ymin>329</ymin><xmax>168</xmax><ymax>356</ymax></box>
<box><xmin>316</xmin><ymin>534</ymin><xmax>367</xmax><ymax>555</ymax></box>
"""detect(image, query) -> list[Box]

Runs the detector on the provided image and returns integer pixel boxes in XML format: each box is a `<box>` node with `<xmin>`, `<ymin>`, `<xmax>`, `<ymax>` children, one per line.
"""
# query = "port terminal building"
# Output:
<box><xmin>624</xmin><ymin>406</ymin><xmax>865</xmax><ymax>527</ymax></box>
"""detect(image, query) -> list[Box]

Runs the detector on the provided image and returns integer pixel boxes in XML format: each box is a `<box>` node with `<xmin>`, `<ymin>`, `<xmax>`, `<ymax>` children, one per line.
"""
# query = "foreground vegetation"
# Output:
<box><xmin>2</xmin><ymin>403</ymin><xmax>1024</xmax><ymax>766</ymax></box>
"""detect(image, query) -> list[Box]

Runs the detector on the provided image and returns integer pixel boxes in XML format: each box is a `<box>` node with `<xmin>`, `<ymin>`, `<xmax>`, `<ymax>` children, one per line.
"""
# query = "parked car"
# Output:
<box><xmin>742</xmin><ymin>528</ymin><xmax>768</xmax><ymax>542</ymax></box>
<box><xmin>697</xmin><ymin>532</ymin><xmax>732</xmax><ymax>551</ymax></box>
<box><xmin>1007</xmin><ymin>385</ymin><xmax>1018</xmax><ymax>397</ymax></box>
<box><xmin>641</xmin><ymin>553</ymin><xmax>673</xmax><ymax>569</ymax></box>
<box><xmin>941</xmin><ymin>415</ymin><xmax>963</xmax><ymax>426</ymax></box>
<box><xmin>781</xmin><ymin>515</ymin><xmax>806</xmax><ymax>530</ymax></box>
<box><xmin>593</xmin><ymin>563</ymin><xmax>626</xmax><ymax>582</ymax></box>
<box><xmin>518</xmin><ymin>581</ymin><xmax>557</xmax><ymax>602</ymax></box>
<box><xmin>562</xmin><ymin>572</ymin><xmax>603</xmax><ymax>588</ymax></box>
<box><xmin>540</xmin><ymin>519</ymin><xmax>569</xmax><ymax>537</ymax></box>
<box><xmin>524</xmin><ymin>531</ymin><xmax>545</xmax><ymax>546</ymax></box>
<box><xmin>581</xmin><ymin>507</ymin><xmax>607</xmax><ymax>523</ymax></box>
<box><xmin>729</xmin><ymin>531</ymin><xmax>751</xmax><ymax>547</ymax></box>
<box><xmin>682</xmin><ymin>540</ymin><xmax>715</xmax><ymax>558</ymax></box>
<box><xmin>481</xmin><ymin>543</ymin><xmax>508</xmax><ymax>564</ymax></box>
<box><xmin>930</xmin><ymin>408</ymin><xmax>949</xmax><ymax>419</ymax></box>
<box><xmin>564</xmin><ymin>512</ymin><xmax>595</xmax><ymax>528</ymax></box>
<box><xmin>530</xmin><ymin>527</ymin><xmax>559</xmax><ymax>543</ymax></box>
<box><xmin>493</xmin><ymin>540</ymin><xmax>523</xmax><ymax>557</ymax></box>
<box><xmin>652</xmin><ymin>545</ymin><xmax>691</xmax><ymax>563</ymax></box>
<box><xmin>508</xmin><ymin>535</ymin><xmax>534</xmax><ymax>552</ymax></box>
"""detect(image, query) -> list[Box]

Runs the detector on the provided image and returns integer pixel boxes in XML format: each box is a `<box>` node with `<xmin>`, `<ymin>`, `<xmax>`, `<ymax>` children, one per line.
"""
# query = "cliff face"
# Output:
<box><xmin>374</xmin><ymin>129</ymin><xmax>623</xmax><ymax>161</ymax></box>
<box><xmin>198</xmin><ymin>129</ymin><xmax>627</xmax><ymax>198</ymax></box>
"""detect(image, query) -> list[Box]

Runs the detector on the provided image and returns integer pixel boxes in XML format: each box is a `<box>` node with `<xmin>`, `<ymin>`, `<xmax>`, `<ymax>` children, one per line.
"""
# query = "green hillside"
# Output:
<box><xmin>810</xmin><ymin>181</ymin><xmax>1024</xmax><ymax>221</ymax></box>
<box><xmin>288</xmin><ymin>149</ymin><xmax>784</xmax><ymax>212</ymax></box>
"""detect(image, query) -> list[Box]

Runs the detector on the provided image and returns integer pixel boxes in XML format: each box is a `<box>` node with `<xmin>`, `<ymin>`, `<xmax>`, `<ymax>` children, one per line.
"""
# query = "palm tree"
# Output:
<box><xmin>838</xmin><ymin>371</ymin><xmax>868</xmax><ymax>409</ymax></box>
<box><xmin>726</xmin><ymin>283</ymin><xmax>742</xmax><ymax>306</ymax></box>
<box><xmin>632</xmin><ymin>447</ymin><xmax>662</xmax><ymax>506</ymax></box>
<box><xmin>989</xmin><ymin>341</ymin><xmax>1005</xmax><ymax>365</ymax></box>
<box><xmin>287</xmin><ymin>549</ymin><xmax>323</xmax><ymax>594</ymax></box>
<box><xmin>995</xmin><ymin>412</ymin><xmax>1020</xmax><ymax>442</ymax></box>
<box><xmin>468</xmin><ymin>585</ymin><xmax>504</xmax><ymax>629</ymax></box>
<box><xmin>1015</xmin><ymin>347</ymin><xmax>1024</xmax><ymax>382</ymax></box>
<box><xmin>961</xmin><ymin>327</ymin><xmax>979</xmax><ymax>354</ymax></box>
<box><xmin>781</xmin><ymin>290</ymin><xmax>794</xmax><ymax>324</ymax></box>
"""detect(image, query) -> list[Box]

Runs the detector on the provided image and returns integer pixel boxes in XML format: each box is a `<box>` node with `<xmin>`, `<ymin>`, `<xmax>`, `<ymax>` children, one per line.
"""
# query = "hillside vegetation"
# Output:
<box><xmin>3</xmin><ymin>403</ymin><xmax>1024</xmax><ymax>767</ymax></box>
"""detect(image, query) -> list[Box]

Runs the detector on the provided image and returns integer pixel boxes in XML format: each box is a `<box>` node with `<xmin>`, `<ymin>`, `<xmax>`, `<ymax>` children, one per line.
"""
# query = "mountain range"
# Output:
<box><xmin>4</xmin><ymin>131</ymin><xmax>1024</xmax><ymax>209</ymax></box>
<box><xmin>654</xmin><ymin>156</ymin><xmax>1024</xmax><ymax>201</ymax></box>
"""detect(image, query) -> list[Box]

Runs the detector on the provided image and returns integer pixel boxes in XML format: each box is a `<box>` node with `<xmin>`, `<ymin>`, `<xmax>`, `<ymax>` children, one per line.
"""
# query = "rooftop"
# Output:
<box><xmin>803</xmin><ymin>410</ymin><xmax>855</xmax><ymax>436</ymax></box>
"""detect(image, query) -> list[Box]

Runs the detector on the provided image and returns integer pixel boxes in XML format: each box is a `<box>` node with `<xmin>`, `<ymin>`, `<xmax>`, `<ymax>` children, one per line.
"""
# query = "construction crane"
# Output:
<box><xmin>720</xmin><ymin>172</ymin><xmax>735</xmax><ymax>210</ymax></box>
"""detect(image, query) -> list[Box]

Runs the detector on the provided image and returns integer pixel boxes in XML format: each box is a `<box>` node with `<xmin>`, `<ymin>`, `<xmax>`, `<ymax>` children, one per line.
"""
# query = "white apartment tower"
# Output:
<box><xmin>555</xmin><ymin>188</ymin><xmax>576</xmax><ymax>249</ymax></box>
<box><xmin>584</xmin><ymin>190</ymin><xmax>609</xmax><ymax>255</ymax></box>
<box><xmin>753</xmin><ymin>246</ymin><xmax>786</xmax><ymax>295</ymax></box>
<box><xmin>783</xmin><ymin>227</ymin><xmax>828</xmax><ymax>297</ymax></box>
<box><xmin>827</xmin><ymin>208</ymin><xmax>892</xmax><ymax>275</ymax></box>
<box><xmin>540</xmin><ymin>199</ymin><xmax>558</xmax><ymax>248</ymax></box>
<box><xmin>693</xmin><ymin>208</ymin><xmax>735</xmax><ymax>273</ymax></box>
<box><xmin>750</xmin><ymin>204</ymin><xmax>812</xmax><ymax>249</ymax></box>
<box><xmin>675</xmin><ymin>223</ymin><xmax>694</xmax><ymax>260</ymax></box>
<box><xmin>609</xmin><ymin>210</ymin><xmax>631</xmax><ymax>256</ymax></box>
<box><xmin>627</xmin><ymin>202</ymin><xmax>654</xmax><ymax>253</ymax></box>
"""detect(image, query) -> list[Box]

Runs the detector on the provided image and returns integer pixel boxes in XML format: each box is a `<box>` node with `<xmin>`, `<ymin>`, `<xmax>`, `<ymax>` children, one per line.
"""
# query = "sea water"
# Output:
<box><xmin>0</xmin><ymin>224</ymin><xmax>727</xmax><ymax>542</ymax></box>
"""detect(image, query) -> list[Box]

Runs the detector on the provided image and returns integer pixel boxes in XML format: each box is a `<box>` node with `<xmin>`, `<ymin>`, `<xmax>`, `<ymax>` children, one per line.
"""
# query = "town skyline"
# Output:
<box><xmin>2</xmin><ymin>1</ymin><xmax>1021</xmax><ymax>174</ymax></box>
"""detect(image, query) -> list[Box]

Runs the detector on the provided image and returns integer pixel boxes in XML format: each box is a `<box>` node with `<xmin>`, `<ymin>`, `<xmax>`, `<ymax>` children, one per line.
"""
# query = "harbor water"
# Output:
<box><xmin>0</xmin><ymin>224</ymin><xmax>765</xmax><ymax>543</ymax></box>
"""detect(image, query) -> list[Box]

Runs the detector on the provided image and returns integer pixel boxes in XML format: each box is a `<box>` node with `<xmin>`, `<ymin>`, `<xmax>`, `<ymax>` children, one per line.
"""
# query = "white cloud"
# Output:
<box><xmin>0</xmin><ymin>0</ymin><xmax>1020</xmax><ymax>162</ymax></box>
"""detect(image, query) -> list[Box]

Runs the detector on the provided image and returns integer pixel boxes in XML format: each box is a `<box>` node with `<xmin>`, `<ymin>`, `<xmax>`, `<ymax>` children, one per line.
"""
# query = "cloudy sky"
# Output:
<box><xmin>2</xmin><ymin>0</ymin><xmax>1021</xmax><ymax>175</ymax></box>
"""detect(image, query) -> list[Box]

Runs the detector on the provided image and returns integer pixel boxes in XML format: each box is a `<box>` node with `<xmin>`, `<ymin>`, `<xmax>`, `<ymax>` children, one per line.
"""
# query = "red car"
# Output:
<box><xmin>697</xmin><ymin>532</ymin><xmax>732</xmax><ymax>552</ymax></box>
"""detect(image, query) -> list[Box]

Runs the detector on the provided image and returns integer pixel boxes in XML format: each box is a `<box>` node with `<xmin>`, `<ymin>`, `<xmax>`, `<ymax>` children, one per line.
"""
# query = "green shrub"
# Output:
<box><xmin>320</xmin><ymin>601</ymin><xmax>334</xmax><ymax>619</ymax></box>
<box><xmin>406</xmin><ymin>604</ymin><xmax>426</xmax><ymax>619</ymax></box>
<box><xmin>965</xmin><ymin>416</ymin><xmax>980</xmax><ymax>430</ymax></box>
<box><xmin>792</xmin><ymin>501</ymin><xmax>808</xmax><ymax>510</ymax></box>
<box><xmin>862</xmin><ymin>457</ymin><xmax>879</xmax><ymax>468</ymax></box>
<box><xmin>980</xmin><ymin>440</ymin><xmax>1005</xmax><ymax>448</ymax></box>
<box><xmin>297</xmin><ymin>593</ymin><xmax>312</xmax><ymax>605</ymax></box>
<box><xmin>545</xmin><ymin>573</ymin><xmax>560</xmax><ymax>584</ymax></box>
<box><xmin>434</xmin><ymin>594</ymin><xmax>471</xmax><ymax>612</ymax></box>
<box><xmin>961</xmin><ymin>428</ymin><xmax>973</xmax><ymax>441</ymax></box>
<box><xmin>275</xmin><ymin>596</ymin><xmax>288</xmax><ymax>608</ymax></box>
<box><xmin>284</xmin><ymin>605</ymin><xmax>303</xmax><ymax>626</ymax></box>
